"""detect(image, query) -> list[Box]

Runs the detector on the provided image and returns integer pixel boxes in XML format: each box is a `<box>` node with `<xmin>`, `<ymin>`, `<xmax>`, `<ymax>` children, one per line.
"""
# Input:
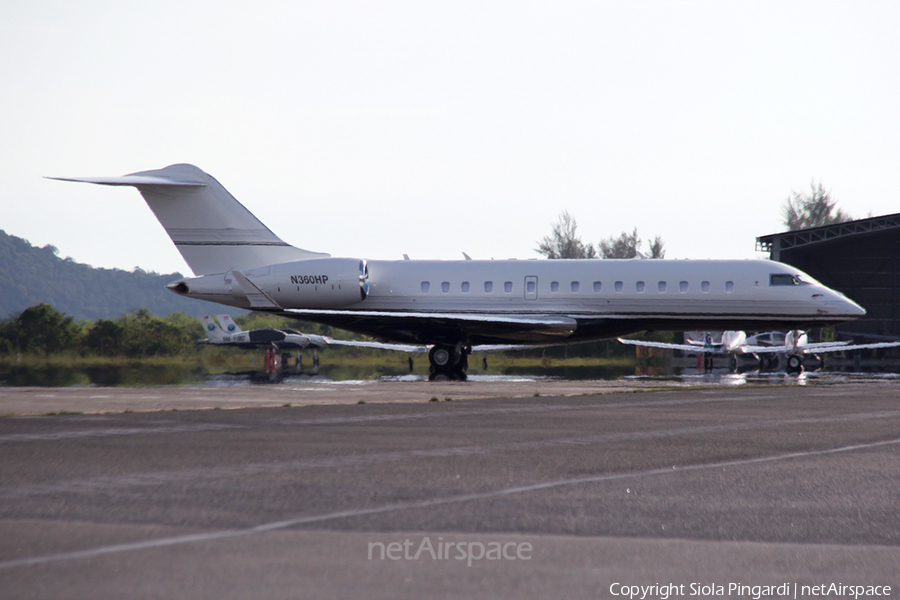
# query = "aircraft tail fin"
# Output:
<box><xmin>199</xmin><ymin>315</ymin><xmax>226</xmax><ymax>341</ymax></box>
<box><xmin>215</xmin><ymin>314</ymin><xmax>242</xmax><ymax>334</ymax></box>
<box><xmin>49</xmin><ymin>164</ymin><xmax>329</xmax><ymax>276</ymax></box>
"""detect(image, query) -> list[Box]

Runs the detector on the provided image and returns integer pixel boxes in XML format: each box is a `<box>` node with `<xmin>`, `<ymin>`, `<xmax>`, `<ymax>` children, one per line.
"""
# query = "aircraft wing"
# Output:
<box><xmin>742</xmin><ymin>341</ymin><xmax>900</xmax><ymax>354</ymax></box>
<box><xmin>617</xmin><ymin>338</ymin><xmax>732</xmax><ymax>354</ymax></box>
<box><xmin>321</xmin><ymin>338</ymin><xmax>427</xmax><ymax>353</ymax></box>
<box><xmin>739</xmin><ymin>345</ymin><xmax>788</xmax><ymax>354</ymax></box>
<box><xmin>470</xmin><ymin>344</ymin><xmax>556</xmax><ymax>352</ymax></box>
<box><xmin>794</xmin><ymin>341</ymin><xmax>850</xmax><ymax>350</ymax></box>
<box><xmin>795</xmin><ymin>341</ymin><xmax>900</xmax><ymax>354</ymax></box>
<box><xmin>284</xmin><ymin>309</ymin><xmax>577</xmax><ymax>346</ymax></box>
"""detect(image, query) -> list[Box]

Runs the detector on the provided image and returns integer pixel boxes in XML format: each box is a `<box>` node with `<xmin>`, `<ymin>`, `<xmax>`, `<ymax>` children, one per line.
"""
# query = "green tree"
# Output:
<box><xmin>536</xmin><ymin>211</ymin><xmax>598</xmax><ymax>259</ymax></box>
<box><xmin>600</xmin><ymin>229</ymin><xmax>638</xmax><ymax>258</ymax></box>
<box><xmin>84</xmin><ymin>319</ymin><xmax>126</xmax><ymax>356</ymax></box>
<box><xmin>118</xmin><ymin>310</ymin><xmax>198</xmax><ymax>358</ymax></box>
<box><xmin>783</xmin><ymin>182</ymin><xmax>851</xmax><ymax>231</ymax></box>
<box><xmin>647</xmin><ymin>235</ymin><xmax>666</xmax><ymax>259</ymax></box>
<box><xmin>0</xmin><ymin>303</ymin><xmax>82</xmax><ymax>355</ymax></box>
<box><xmin>599</xmin><ymin>229</ymin><xmax>665</xmax><ymax>259</ymax></box>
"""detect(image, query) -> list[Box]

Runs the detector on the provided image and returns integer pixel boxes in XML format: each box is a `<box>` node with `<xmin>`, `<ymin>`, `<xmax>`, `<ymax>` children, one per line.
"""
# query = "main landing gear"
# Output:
<box><xmin>428</xmin><ymin>344</ymin><xmax>470</xmax><ymax>381</ymax></box>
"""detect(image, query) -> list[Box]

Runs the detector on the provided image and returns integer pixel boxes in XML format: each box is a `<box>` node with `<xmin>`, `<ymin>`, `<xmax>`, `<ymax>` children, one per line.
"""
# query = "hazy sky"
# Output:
<box><xmin>2</xmin><ymin>1</ymin><xmax>898</xmax><ymax>276</ymax></box>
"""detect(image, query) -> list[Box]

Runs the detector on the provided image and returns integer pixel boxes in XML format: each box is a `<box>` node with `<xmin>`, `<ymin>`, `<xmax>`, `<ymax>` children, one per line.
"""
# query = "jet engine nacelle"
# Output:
<box><xmin>251</xmin><ymin>258</ymin><xmax>369</xmax><ymax>308</ymax></box>
<box><xmin>167</xmin><ymin>258</ymin><xmax>369</xmax><ymax>309</ymax></box>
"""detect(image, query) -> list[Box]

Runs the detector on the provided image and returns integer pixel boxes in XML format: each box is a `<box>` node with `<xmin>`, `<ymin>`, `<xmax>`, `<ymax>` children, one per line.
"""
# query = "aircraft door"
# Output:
<box><xmin>524</xmin><ymin>276</ymin><xmax>538</xmax><ymax>301</ymax></box>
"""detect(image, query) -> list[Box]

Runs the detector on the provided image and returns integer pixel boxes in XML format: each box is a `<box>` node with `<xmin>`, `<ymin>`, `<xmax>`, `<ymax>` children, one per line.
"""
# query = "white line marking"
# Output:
<box><xmin>2</xmin><ymin>437</ymin><xmax>898</xmax><ymax>570</ymax></box>
<box><xmin>3</xmin><ymin>409</ymin><xmax>898</xmax><ymax>499</ymax></box>
<box><xmin>0</xmin><ymin>423</ymin><xmax>240</xmax><ymax>443</ymax></box>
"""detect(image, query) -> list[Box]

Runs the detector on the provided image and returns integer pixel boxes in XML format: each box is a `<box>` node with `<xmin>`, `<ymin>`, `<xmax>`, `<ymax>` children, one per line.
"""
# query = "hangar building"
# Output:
<box><xmin>756</xmin><ymin>213</ymin><xmax>900</xmax><ymax>339</ymax></box>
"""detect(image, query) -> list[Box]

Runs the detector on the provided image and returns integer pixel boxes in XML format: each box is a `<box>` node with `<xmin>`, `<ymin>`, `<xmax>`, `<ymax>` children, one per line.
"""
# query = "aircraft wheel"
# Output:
<box><xmin>429</xmin><ymin>346</ymin><xmax>453</xmax><ymax>370</ymax></box>
<box><xmin>786</xmin><ymin>354</ymin><xmax>803</xmax><ymax>374</ymax></box>
<box><xmin>429</xmin><ymin>345</ymin><xmax>469</xmax><ymax>379</ymax></box>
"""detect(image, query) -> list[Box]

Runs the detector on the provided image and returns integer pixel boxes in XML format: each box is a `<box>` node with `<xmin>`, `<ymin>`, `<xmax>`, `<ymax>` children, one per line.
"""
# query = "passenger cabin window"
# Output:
<box><xmin>461</xmin><ymin>282</ymin><xmax>470</xmax><ymax>293</ymax></box>
<box><xmin>636</xmin><ymin>281</ymin><xmax>645</xmax><ymax>293</ymax></box>
<box><xmin>701</xmin><ymin>281</ymin><xmax>710</xmax><ymax>293</ymax></box>
<box><xmin>770</xmin><ymin>274</ymin><xmax>801</xmax><ymax>286</ymax></box>
<box><xmin>725</xmin><ymin>281</ymin><xmax>734</xmax><ymax>293</ymax></box>
<box><xmin>615</xmin><ymin>281</ymin><xmax>623</xmax><ymax>293</ymax></box>
<box><xmin>421</xmin><ymin>282</ymin><xmax>430</xmax><ymax>293</ymax></box>
<box><xmin>571</xmin><ymin>282</ymin><xmax>580</xmax><ymax>292</ymax></box>
<box><xmin>679</xmin><ymin>281</ymin><xmax>688</xmax><ymax>293</ymax></box>
<box><xmin>504</xmin><ymin>281</ymin><xmax>513</xmax><ymax>293</ymax></box>
<box><xmin>593</xmin><ymin>281</ymin><xmax>602</xmax><ymax>292</ymax></box>
<box><xmin>550</xmin><ymin>281</ymin><xmax>559</xmax><ymax>292</ymax></box>
<box><xmin>441</xmin><ymin>282</ymin><xmax>450</xmax><ymax>293</ymax></box>
<box><xmin>526</xmin><ymin>280</ymin><xmax>536</xmax><ymax>293</ymax></box>
<box><xmin>484</xmin><ymin>281</ymin><xmax>493</xmax><ymax>293</ymax></box>
<box><xmin>658</xmin><ymin>281</ymin><xmax>666</xmax><ymax>293</ymax></box>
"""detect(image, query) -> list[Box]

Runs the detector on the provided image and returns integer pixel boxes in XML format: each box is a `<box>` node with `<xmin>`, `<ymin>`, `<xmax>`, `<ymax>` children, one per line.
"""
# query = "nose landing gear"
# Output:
<box><xmin>786</xmin><ymin>354</ymin><xmax>803</xmax><ymax>374</ymax></box>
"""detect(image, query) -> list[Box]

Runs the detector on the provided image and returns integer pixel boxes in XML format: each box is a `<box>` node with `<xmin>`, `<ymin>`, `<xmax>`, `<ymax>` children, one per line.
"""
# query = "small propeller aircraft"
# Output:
<box><xmin>199</xmin><ymin>314</ymin><xmax>426</xmax><ymax>370</ymax></box>
<box><xmin>200</xmin><ymin>314</ymin><xmax>426</xmax><ymax>351</ymax></box>
<box><xmin>618</xmin><ymin>330</ymin><xmax>900</xmax><ymax>373</ymax></box>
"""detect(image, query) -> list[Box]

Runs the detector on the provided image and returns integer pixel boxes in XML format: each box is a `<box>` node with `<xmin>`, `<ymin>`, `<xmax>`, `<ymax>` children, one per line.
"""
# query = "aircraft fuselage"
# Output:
<box><xmin>170</xmin><ymin>257</ymin><xmax>864</xmax><ymax>347</ymax></box>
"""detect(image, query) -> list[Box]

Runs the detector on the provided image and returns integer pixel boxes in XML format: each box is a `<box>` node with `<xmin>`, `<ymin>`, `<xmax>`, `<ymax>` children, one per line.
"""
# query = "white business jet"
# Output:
<box><xmin>51</xmin><ymin>164</ymin><xmax>866</xmax><ymax>380</ymax></box>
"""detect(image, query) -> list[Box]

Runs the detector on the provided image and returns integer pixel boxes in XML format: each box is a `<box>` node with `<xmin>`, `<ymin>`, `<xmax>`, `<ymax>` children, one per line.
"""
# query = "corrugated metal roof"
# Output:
<box><xmin>756</xmin><ymin>213</ymin><xmax>900</xmax><ymax>253</ymax></box>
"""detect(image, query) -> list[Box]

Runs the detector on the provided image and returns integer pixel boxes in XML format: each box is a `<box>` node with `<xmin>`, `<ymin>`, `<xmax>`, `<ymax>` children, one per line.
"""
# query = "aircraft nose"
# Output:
<box><xmin>825</xmin><ymin>296</ymin><xmax>865</xmax><ymax>318</ymax></box>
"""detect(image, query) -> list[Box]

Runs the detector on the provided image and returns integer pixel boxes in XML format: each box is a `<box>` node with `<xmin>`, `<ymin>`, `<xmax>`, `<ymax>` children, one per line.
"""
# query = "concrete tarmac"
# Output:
<box><xmin>0</xmin><ymin>378</ymin><xmax>898</xmax><ymax>598</ymax></box>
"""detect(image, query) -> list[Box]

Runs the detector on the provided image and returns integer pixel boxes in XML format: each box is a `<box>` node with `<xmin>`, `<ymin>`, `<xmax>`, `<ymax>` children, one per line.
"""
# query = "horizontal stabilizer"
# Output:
<box><xmin>47</xmin><ymin>175</ymin><xmax>206</xmax><ymax>187</ymax></box>
<box><xmin>49</xmin><ymin>163</ymin><xmax>329</xmax><ymax>276</ymax></box>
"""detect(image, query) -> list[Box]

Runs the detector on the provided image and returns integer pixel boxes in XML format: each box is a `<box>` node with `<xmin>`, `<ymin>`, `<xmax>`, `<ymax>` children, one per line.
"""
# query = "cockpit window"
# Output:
<box><xmin>770</xmin><ymin>274</ymin><xmax>801</xmax><ymax>286</ymax></box>
<box><xmin>796</xmin><ymin>273</ymin><xmax>821</xmax><ymax>286</ymax></box>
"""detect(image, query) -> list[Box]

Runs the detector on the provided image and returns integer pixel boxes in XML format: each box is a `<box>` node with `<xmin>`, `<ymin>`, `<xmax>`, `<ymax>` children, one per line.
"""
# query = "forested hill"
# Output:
<box><xmin>0</xmin><ymin>230</ymin><xmax>243</xmax><ymax>320</ymax></box>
